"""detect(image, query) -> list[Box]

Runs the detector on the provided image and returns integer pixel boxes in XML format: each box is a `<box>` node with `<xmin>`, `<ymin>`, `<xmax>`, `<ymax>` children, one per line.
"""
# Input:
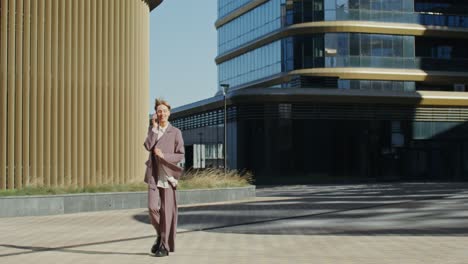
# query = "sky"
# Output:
<box><xmin>148</xmin><ymin>0</ymin><xmax>218</xmax><ymax>113</ymax></box>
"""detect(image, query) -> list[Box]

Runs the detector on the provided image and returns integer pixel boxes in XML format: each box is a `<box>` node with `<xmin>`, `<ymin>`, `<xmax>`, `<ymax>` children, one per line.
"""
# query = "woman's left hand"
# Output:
<box><xmin>154</xmin><ymin>148</ymin><xmax>165</xmax><ymax>158</ymax></box>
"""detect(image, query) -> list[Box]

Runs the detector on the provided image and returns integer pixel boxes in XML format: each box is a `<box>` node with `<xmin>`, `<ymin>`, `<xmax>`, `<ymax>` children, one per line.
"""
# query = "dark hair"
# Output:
<box><xmin>154</xmin><ymin>98</ymin><xmax>171</xmax><ymax>111</ymax></box>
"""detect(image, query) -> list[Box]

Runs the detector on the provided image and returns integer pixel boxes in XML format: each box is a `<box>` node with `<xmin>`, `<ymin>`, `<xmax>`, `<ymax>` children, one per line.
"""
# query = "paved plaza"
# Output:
<box><xmin>1</xmin><ymin>183</ymin><xmax>468</xmax><ymax>263</ymax></box>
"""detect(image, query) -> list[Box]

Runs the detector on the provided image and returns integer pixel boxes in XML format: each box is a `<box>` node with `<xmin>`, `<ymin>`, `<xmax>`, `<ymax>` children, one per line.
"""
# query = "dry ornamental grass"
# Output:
<box><xmin>0</xmin><ymin>169</ymin><xmax>253</xmax><ymax>196</ymax></box>
<box><xmin>179</xmin><ymin>168</ymin><xmax>253</xmax><ymax>189</ymax></box>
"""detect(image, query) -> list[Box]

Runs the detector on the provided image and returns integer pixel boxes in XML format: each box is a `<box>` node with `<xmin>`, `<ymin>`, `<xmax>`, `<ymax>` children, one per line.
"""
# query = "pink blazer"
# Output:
<box><xmin>143</xmin><ymin>124</ymin><xmax>185</xmax><ymax>187</ymax></box>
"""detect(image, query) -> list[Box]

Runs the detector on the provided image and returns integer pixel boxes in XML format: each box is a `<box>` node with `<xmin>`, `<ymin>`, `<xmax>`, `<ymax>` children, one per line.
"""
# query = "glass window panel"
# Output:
<box><xmin>314</xmin><ymin>0</ymin><xmax>324</xmax><ymax>11</ymax></box>
<box><xmin>338</xmin><ymin>79</ymin><xmax>351</xmax><ymax>89</ymax></box>
<box><xmin>361</xmin><ymin>80</ymin><xmax>371</xmax><ymax>90</ymax></box>
<box><xmin>371</xmin><ymin>35</ymin><xmax>383</xmax><ymax>56</ymax></box>
<box><xmin>382</xmin><ymin>81</ymin><xmax>392</xmax><ymax>90</ymax></box>
<box><xmin>350</xmin><ymin>80</ymin><xmax>360</xmax><ymax>89</ymax></box>
<box><xmin>313</xmin><ymin>35</ymin><xmax>324</xmax><ymax>57</ymax></box>
<box><xmin>372</xmin><ymin>81</ymin><xmax>383</xmax><ymax>90</ymax></box>
<box><xmin>337</xmin><ymin>33</ymin><xmax>349</xmax><ymax>56</ymax></box>
<box><xmin>393</xmin><ymin>36</ymin><xmax>403</xmax><ymax>57</ymax></box>
<box><xmin>403</xmin><ymin>36</ymin><xmax>415</xmax><ymax>57</ymax></box>
<box><xmin>361</xmin><ymin>34</ymin><xmax>371</xmax><ymax>56</ymax></box>
<box><xmin>349</xmin><ymin>0</ymin><xmax>359</xmax><ymax>9</ymax></box>
<box><xmin>361</xmin><ymin>0</ymin><xmax>370</xmax><ymax>10</ymax></box>
<box><xmin>350</xmin><ymin>33</ymin><xmax>360</xmax><ymax>56</ymax></box>
<box><xmin>325</xmin><ymin>10</ymin><xmax>336</xmax><ymax>20</ymax></box>
<box><xmin>371</xmin><ymin>0</ymin><xmax>382</xmax><ymax>11</ymax></box>
<box><xmin>402</xmin><ymin>0</ymin><xmax>414</xmax><ymax>12</ymax></box>
<box><xmin>382</xmin><ymin>35</ymin><xmax>393</xmax><ymax>56</ymax></box>
<box><xmin>404</xmin><ymin>81</ymin><xmax>415</xmax><ymax>92</ymax></box>
<box><xmin>325</xmin><ymin>0</ymin><xmax>335</xmax><ymax>10</ymax></box>
<box><xmin>392</xmin><ymin>81</ymin><xmax>403</xmax><ymax>91</ymax></box>
<box><xmin>336</xmin><ymin>0</ymin><xmax>348</xmax><ymax>9</ymax></box>
<box><xmin>304</xmin><ymin>0</ymin><xmax>313</xmax><ymax>21</ymax></box>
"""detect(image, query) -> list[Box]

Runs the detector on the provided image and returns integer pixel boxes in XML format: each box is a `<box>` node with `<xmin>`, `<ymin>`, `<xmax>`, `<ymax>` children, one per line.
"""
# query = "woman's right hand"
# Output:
<box><xmin>152</xmin><ymin>113</ymin><xmax>158</xmax><ymax>128</ymax></box>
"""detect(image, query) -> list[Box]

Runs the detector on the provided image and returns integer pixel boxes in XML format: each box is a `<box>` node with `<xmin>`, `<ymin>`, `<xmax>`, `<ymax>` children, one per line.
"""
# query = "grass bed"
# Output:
<box><xmin>0</xmin><ymin>169</ymin><xmax>253</xmax><ymax>197</ymax></box>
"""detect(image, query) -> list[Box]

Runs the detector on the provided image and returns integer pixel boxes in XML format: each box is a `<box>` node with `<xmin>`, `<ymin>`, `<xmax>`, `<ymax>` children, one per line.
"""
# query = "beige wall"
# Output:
<box><xmin>0</xmin><ymin>0</ymin><xmax>152</xmax><ymax>189</ymax></box>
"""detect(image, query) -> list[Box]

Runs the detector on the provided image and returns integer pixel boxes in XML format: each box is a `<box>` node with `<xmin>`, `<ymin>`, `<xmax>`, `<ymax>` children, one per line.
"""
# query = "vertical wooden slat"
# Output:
<box><xmin>138</xmin><ymin>4</ymin><xmax>142</xmax><ymax>184</ymax></box>
<box><xmin>119</xmin><ymin>0</ymin><xmax>125</xmax><ymax>184</ymax></box>
<box><xmin>37</xmin><ymin>0</ymin><xmax>44</xmax><ymax>187</ymax></box>
<box><xmin>130</xmin><ymin>0</ymin><xmax>135</xmax><ymax>185</ymax></box>
<box><xmin>133</xmin><ymin>2</ymin><xmax>137</xmax><ymax>184</ymax></box>
<box><xmin>137</xmin><ymin>1</ymin><xmax>142</xmax><ymax>183</ymax></box>
<box><xmin>144</xmin><ymin>4</ymin><xmax>149</xmax><ymax>181</ymax></box>
<box><xmin>108</xmin><ymin>0</ymin><xmax>114</xmax><ymax>185</ymax></box>
<box><xmin>113</xmin><ymin>0</ymin><xmax>119</xmax><ymax>184</ymax></box>
<box><xmin>96</xmin><ymin>0</ymin><xmax>102</xmax><ymax>185</ymax></box>
<box><xmin>136</xmin><ymin>1</ymin><xmax>140</xmax><ymax>184</ymax></box>
<box><xmin>90</xmin><ymin>0</ymin><xmax>97</xmax><ymax>186</ymax></box>
<box><xmin>65</xmin><ymin>0</ymin><xmax>72</xmax><ymax>186</ymax></box>
<box><xmin>78</xmin><ymin>0</ymin><xmax>84</xmax><ymax>187</ymax></box>
<box><xmin>0</xmin><ymin>0</ymin><xmax>9</xmax><ymax>190</ymax></box>
<box><xmin>7</xmin><ymin>0</ymin><xmax>16</xmax><ymax>190</ymax></box>
<box><xmin>136</xmin><ymin>4</ymin><xmax>140</xmax><ymax>184</ymax></box>
<box><xmin>15</xmin><ymin>0</ymin><xmax>23</xmax><ymax>190</ymax></box>
<box><xmin>58</xmin><ymin>0</ymin><xmax>65</xmax><ymax>186</ymax></box>
<box><xmin>44</xmin><ymin>0</ymin><xmax>51</xmax><ymax>187</ymax></box>
<box><xmin>71</xmin><ymin>0</ymin><xmax>78</xmax><ymax>186</ymax></box>
<box><xmin>144</xmin><ymin>3</ymin><xmax>150</xmax><ymax>181</ymax></box>
<box><xmin>125</xmin><ymin>0</ymin><xmax>130</xmax><ymax>184</ymax></box>
<box><xmin>111</xmin><ymin>0</ymin><xmax>116</xmax><ymax>185</ymax></box>
<box><xmin>51</xmin><ymin>0</ymin><xmax>58</xmax><ymax>186</ymax></box>
<box><xmin>30</xmin><ymin>0</ymin><xmax>37</xmax><ymax>187</ymax></box>
<box><xmin>141</xmin><ymin>3</ymin><xmax>151</xmax><ymax>179</ymax></box>
<box><xmin>22</xmin><ymin>0</ymin><xmax>31</xmax><ymax>187</ymax></box>
<box><xmin>84</xmin><ymin>0</ymin><xmax>90</xmax><ymax>186</ymax></box>
<box><xmin>102</xmin><ymin>0</ymin><xmax>108</xmax><ymax>185</ymax></box>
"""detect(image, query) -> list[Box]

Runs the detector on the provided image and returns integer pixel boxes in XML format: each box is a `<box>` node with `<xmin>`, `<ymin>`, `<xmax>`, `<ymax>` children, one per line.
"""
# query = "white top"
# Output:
<box><xmin>152</xmin><ymin>123</ymin><xmax>178</xmax><ymax>189</ymax></box>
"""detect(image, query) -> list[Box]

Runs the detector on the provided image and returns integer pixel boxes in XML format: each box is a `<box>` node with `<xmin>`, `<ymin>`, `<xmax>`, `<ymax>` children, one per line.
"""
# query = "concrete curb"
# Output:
<box><xmin>0</xmin><ymin>185</ymin><xmax>256</xmax><ymax>218</ymax></box>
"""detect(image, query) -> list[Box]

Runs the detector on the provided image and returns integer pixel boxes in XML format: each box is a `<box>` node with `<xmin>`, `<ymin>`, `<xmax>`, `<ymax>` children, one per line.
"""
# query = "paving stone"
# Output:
<box><xmin>1</xmin><ymin>183</ymin><xmax>468</xmax><ymax>263</ymax></box>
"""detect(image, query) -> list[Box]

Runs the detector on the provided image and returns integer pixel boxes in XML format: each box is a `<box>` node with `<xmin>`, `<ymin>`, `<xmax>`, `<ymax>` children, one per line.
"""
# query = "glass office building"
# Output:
<box><xmin>172</xmin><ymin>0</ymin><xmax>468</xmax><ymax>183</ymax></box>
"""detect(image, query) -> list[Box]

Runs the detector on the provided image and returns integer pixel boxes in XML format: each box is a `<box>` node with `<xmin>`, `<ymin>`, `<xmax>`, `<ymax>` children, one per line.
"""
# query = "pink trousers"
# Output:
<box><xmin>148</xmin><ymin>185</ymin><xmax>178</xmax><ymax>252</ymax></box>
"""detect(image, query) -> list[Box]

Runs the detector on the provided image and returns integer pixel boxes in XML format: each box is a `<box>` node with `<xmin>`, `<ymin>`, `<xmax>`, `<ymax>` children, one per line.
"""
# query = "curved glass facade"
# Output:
<box><xmin>220</xmin><ymin>33</ymin><xmax>416</xmax><ymax>89</ymax></box>
<box><xmin>284</xmin><ymin>33</ymin><xmax>415</xmax><ymax>70</ymax></box>
<box><xmin>218</xmin><ymin>0</ymin><xmax>253</xmax><ymax>19</ymax></box>
<box><xmin>415</xmin><ymin>1</ymin><xmax>468</xmax><ymax>14</ymax></box>
<box><xmin>287</xmin><ymin>0</ymin><xmax>468</xmax><ymax>27</ymax></box>
<box><xmin>338</xmin><ymin>80</ymin><xmax>415</xmax><ymax>91</ymax></box>
<box><xmin>218</xmin><ymin>0</ymin><xmax>468</xmax><ymax>57</ymax></box>
<box><xmin>218</xmin><ymin>41</ymin><xmax>282</xmax><ymax>88</ymax></box>
<box><xmin>218</xmin><ymin>0</ymin><xmax>282</xmax><ymax>55</ymax></box>
<box><xmin>219</xmin><ymin>32</ymin><xmax>468</xmax><ymax>89</ymax></box>
<box><xmin>324</xmin><ymin>33</ymin><xmax>415</xmax><ymax>67</ymax></box>
<box><xmin>217</xmin><ymin>0</ymin><xmax>468</xmax><ymax>91</ymax></box>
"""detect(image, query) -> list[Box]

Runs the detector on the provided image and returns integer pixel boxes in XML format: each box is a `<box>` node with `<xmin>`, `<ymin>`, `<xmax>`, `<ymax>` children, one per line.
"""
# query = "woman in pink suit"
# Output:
<box><xmin>143</xmin><ymin>98</ymin><xmax>185</xmax><ymax>257</ymax></box>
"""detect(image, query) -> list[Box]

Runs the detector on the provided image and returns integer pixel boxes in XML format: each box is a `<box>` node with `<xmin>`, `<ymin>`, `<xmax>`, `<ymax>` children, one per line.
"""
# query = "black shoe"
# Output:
<box><xmin>155</xmin><ymin>245</ymin><xmax>169</xmax><ymax>257</ymax></box>
<box><xmin>150</xmin><ymin>237</ymin><xmax>161</xmax><ymax>254</ymax></box>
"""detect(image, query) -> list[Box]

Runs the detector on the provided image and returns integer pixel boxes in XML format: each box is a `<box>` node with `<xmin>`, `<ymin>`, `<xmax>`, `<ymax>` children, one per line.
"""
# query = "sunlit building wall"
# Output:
<box><xmin>0</xmin><ymin>0</ymin><xmax>162</xmax><ymax>189</ymax></box>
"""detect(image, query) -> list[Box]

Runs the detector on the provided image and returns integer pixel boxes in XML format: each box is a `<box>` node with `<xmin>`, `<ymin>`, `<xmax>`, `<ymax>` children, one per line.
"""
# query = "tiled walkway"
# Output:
<box><xmin>1</xmin><ymin>183</ymin><xmax>468</xmax><ymax>263</ymax></box>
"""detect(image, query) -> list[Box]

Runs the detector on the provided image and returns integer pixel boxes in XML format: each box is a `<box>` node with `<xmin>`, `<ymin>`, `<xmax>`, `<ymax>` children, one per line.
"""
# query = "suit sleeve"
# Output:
<box><xmin>163</xmin><ymin>129</ymin><xmax>185</xmax><ymax>164</ymax></box>
<box><xmin>143</xmin><ymin>126</ymin><xmax>157</xmax><ymax>152</ymax></box>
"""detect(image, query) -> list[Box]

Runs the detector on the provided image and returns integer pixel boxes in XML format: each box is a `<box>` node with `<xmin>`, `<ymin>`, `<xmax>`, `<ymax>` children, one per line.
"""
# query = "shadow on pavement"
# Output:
<box><xmin>0</xmin><ymin>236</ymin><xmax>154</xmax><ymax>258</ymax></box>
<box><xmin>134</xmin><ymin>183</ymin><xmax>468</xmax><ymax>236</ymax></box>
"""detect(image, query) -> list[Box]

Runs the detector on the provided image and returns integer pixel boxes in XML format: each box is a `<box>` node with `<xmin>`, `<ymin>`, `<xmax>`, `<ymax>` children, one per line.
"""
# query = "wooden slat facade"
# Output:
<box><xmin>0</xmin><ymin>0</ymin><xmax>153</xmax><ymax>189</ymax></box>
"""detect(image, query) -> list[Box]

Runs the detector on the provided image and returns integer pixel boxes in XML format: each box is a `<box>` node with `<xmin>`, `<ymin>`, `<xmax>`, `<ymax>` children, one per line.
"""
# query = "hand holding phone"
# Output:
<box><xmin>152</xmin><ymin>113</ymin><xmax>158</xmax><ymax>128</ymax></box>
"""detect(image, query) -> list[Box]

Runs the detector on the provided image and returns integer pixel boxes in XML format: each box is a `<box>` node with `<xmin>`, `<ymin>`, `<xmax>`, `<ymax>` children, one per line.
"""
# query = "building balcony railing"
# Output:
<box><xmin>285</xmin><ymin>9</ymin><xmax>468</xmax><ymax>28</ymax></box>
<box><xmin>322</xmin><ymin>56</ymin><xmax>468</xmax><ymax>71</ymax></box>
